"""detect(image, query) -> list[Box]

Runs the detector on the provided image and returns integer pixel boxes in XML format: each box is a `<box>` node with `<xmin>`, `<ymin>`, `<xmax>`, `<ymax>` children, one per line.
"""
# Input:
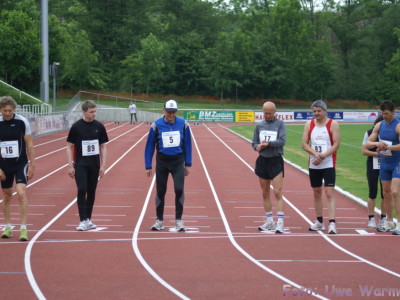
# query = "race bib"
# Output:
<box><xmin>373</xmin><ymin>156</ymin><xmax>380</xmax><ymax>170</ymax></box>
<box><xmin>312</xmin><ymin>140</ymin><xmax>328</xmax><ymax>154</ymax></box>
<box><xmin>379</xmin><ymin>139</ymin><xmax>392</xmax><ymax>157</ymax></box>
<box><xmin>259</xmin><ymin>130</ymin><xmax>277</xmax><ymax>142</ymax></box>
<box><xmin>82</xmin><ymin>139</ymin><xmax>100</xmax><ymax>156</ymax></box>
<box><xmin>162</xmin><ymin>131</ymin><xmax>180</xmax><ymax>148</ymax></box>
<box><xmin>0</xmin><ymin>140</ymin><xmax>19</xmax><ymax>158</ymax></box>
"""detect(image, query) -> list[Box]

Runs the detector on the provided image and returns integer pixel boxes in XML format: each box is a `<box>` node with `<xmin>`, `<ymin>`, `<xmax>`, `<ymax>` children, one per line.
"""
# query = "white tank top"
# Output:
<box><xmin>309</xmin><ymin>121</ymin><xmax>334</xmax><ymax>169</ymax></box>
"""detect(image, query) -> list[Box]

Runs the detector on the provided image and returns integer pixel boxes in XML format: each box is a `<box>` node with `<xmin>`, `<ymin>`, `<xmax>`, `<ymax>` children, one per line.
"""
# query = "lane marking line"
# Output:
<box><xmin>217</xmin><ymin>124</ymin><xmax>400</xmax><ymax>278</ymax></box>
<box><xmin>24</xmin><ymin>128</ymin><xmax>149</xmax><ymax>300</ymax></box>
<box><xmin>197</xmin><ymin>126</ymin><xmax>328</xmax><ymax>300</ymax></box>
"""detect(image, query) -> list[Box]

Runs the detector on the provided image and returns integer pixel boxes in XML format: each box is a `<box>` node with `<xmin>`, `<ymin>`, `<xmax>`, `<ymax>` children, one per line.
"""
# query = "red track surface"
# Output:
<box><xmin>1</xmin><ymin>122</ymin><xmax>399</xmax><ymax>300</ymax></box>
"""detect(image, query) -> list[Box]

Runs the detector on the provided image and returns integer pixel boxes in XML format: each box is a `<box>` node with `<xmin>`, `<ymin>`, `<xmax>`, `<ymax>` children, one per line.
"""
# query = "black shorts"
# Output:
<box><xmin>1</xmin><ymin>162</ymin><xmax>29</xmax><ymax>189</ymax></box>
<box><xmin>255</xmin><ymin>156</ymin><xmax>284</xmax><ymax>180</ymax></box>
<box><xmin>309</xmin><ymin>168</ymin><xmax>335</xmax><ymax>188</ymax></box>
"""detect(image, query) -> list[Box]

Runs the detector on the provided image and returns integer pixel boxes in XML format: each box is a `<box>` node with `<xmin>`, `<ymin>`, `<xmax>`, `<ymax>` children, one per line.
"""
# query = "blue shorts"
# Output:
<box><xmin>380</xmin><ymin>156</ymin><xmax>400</xmax><ymax>181</ymax></box>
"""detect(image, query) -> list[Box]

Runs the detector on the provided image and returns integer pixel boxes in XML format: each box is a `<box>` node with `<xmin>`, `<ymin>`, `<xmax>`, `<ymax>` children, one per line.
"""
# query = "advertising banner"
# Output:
<box><xmin>183</xmin><ymin>110</ymin><xmax>235</xmax><ymax>122</ymax></box>
<box><xmin>235</xmin><ymin>111</ymin><xmax>254</xmax><ymax>122</ymax></box>
<box><xmin>293</xmin><ymin>112</ymin><xmax>343</xmax><ymax>121</ymax></box>
<box><xmin>343</xmin><ymin>111</ymin><xmax>379</xmax><ymax>122</ymax></box>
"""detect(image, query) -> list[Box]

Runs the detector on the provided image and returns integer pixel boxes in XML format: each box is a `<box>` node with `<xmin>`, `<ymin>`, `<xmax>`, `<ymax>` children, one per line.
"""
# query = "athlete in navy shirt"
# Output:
<box><xmin>144</xmin><ymin>99</ymin><xmax>192</xmax><ymax>232</ymax></box>
<box><xmin>0</xmin><ymin>96</ymin><xmax>35</xmax><ymax>241</ymax></box>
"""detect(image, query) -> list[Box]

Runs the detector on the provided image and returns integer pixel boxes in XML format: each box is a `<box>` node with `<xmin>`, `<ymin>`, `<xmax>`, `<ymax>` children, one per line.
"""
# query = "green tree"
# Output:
<box><xmin>0</xmin><ymin>10</ymin><xmax>41</xmax><ymax>90</ymax></box>
<box><xmin>122</xmin><ymin>34</ymin><xmax>168</xmax><ymax>94</ymax></box>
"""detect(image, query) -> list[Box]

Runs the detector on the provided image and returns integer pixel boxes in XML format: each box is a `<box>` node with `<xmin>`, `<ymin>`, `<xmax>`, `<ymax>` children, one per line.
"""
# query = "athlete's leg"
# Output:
<box><xmin>271</xmin><ymin>172</ymin><xmax>284</xmax><ymax>212</ymax></box>
<box><xmin>1</xmin><ymin>188</ymin><xmax>13</xmax><ymax>225</ymax></box>
<box><xmin>322</xmin><ymin>168</ymin><xmax>336</xmax><ymax>220</ymax></box>
<box><xmin>155</xmin><ymin>163</ymin><xmax>169</xmax><ymax>220</ymax></box>
<box><xmin>15</xmin><ymin>183</ymin><xmax>28</xmax><ymax>225</ymax></box>
<box><xmin>312</xmin><ymin>186</ymin><xmax>323</xmax><ymax>217</ymax></box>
<box><xmin>367</xmin><ymin>165</ymin><xmax>379</xmax><ymax>216</ymax></box>
<box><xmin>75</xmin><ymin>164</ymin><xmax>89</xmax><ymax>221</ymax></box>
<box><xmin>381</xmin><ymin>180</ymin><xmax>393</xmax><ymax>221</ymax></box>
<box><xmin>259</xmin><ymin>177</ymin><xmax>272</xmax><ymax>212</ymax></box>
<box><xmin>172</xmin><ymin>163</ymin><xmax>185</xmax><ymax>220</ymax></box>
<box><xmin>85</xmin><ymin>165</ymin><xmax>100</xmax><ymax>220</ymax></box>
<box><xmin>391</xmin><ymin>178</ymin><xmax>400</xmax><ymax>221</ymax></box>
<box><xmin>325</xmin><ymin>186</ymin><xmax>336</xmax><ymax>220</ymax></box>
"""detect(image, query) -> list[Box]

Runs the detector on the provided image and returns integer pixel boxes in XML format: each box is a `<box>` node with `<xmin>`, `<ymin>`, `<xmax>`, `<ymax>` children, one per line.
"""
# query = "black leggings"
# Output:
<box><xmin>75</xmin><ymin>163</ymin><xmax>99</xmax><ymax>221</ymax></box>
<box><xmin>366</xmin><ymin>159</ymin><xmax>383</xmax><ymax>199</ymax></box>
<box><xmin>155</xmin><ymin>153</ymin><xmax>185</xmax><ymax>220</ymax></box>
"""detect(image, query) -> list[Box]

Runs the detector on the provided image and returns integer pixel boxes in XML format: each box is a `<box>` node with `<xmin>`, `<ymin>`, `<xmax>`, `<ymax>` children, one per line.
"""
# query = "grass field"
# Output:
<box><xmin>228</xmin><ymin>123</ymin><xmax>381</xmax><ymax>211</ymax></box>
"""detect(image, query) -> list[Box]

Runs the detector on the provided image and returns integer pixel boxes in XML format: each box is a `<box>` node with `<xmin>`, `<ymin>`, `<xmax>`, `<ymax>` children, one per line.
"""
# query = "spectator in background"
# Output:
<box><xmin>129</xmin><ymin>101</ymin><xmax>137</xmax><ymax>124</ymax></box>
<box><xmin>361</xmin><ymin>115</ymin><xmax>386</xmax><ymax>229</ymax></box>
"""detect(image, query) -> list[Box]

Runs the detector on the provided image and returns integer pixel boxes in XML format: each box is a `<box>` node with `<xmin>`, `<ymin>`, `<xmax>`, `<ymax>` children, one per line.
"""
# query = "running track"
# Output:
<box><xmin>1</xmin><ymin>122</ymin><xmax>399</xmax><ymax>300</ymax></box>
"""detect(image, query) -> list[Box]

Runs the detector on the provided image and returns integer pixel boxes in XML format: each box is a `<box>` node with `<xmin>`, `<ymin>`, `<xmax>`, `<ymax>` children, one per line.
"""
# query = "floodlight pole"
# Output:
<box><xmin>40</xmin><ymin>0</ymin><xmax>49</xmax><ymax>103</ymax></box>
<box><xmin>52</xmin><ymin>62</ymin><xmax>60</xmax><ymax>109</ymax></box>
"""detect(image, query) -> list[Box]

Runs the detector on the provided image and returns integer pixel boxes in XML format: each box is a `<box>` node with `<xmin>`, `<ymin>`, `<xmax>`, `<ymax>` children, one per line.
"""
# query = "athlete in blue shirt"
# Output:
<box><xmin>367</xmin><ymin>100</ymin><xmax>400</xmax><ymax>234</ymax></box>
<box><xmin>144</xmin><ymin>99</ymin><xmax>192</xmax><ymax>232</ymax></box>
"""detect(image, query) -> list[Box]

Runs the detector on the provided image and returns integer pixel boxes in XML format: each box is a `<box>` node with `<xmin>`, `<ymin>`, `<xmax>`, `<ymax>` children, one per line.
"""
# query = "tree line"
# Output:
<box><xmin>1</xmin><ymin>0</ymin><xmax>399</xmax><ymax>104</ymax></box>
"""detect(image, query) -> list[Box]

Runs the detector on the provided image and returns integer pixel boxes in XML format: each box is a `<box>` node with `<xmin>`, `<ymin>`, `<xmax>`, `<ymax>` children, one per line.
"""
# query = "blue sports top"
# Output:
<box><xmin>379</xmin><ymin>118</ymin><xmax>400</xmax><ymax>158</ymax></box>
<box><xmin>144</xmin><ymin>116</ymin><xmax>192</xmax><ymax>169</ymax></box>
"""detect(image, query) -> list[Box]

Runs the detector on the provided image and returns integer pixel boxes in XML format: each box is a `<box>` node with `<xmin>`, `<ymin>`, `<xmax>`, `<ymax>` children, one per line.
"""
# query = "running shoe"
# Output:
<box><xmin>275</xmin><ymin>222</ymin><xmax>284</xmax><ymax>234</ymax></box>
<box><xmin>258</xmin><ymin>220</ymin><xmax>276</xmax><ymax>231</ymax></box>
<box><xmin>328</xmin><ymin>222</ymin><xmax>337</xmax><ymax>234</ymax></box>
<box><xmin>392</xmin><ymin>224</ymin><xmax>400</xmax><ymax>235</ymax></box>
<box><xmin>377</xmin><ymin>221</ymin><xmax>396</xmax><ymax>232</ymax></box>
<box><xmin>1</xmin><ymin>226</ymin><xmax>12</xmax><ymax>238</ymax></box>
<box><xmin>76</xmin><ymin>221</ymin><xmax>87</xmax><ymax>231</ymax></box>
<box><xmin>86</xmin><ymin>219</ymin><xmax>97</xmax><ymax>230</ymax></box>
<box><xmin>151</xmin><ymin>220</ymin><xmax>164</xmax><ymax>231</ymax></box>
<box><xmin>309</xmin><ymin>221</ymin><xmax>325</xmax><ymax>231</ymax></box>
<box><xmin>20</xmin><ymin>228</ymin><xmax>28</xmax><ymax>241</ymax></box>
<box><xmin>367</xmin><ymin>218</ymin><xmax>377</xmax><ymax>229</ymax></box>
<box><xmin>176</xmin><ymin>220</ymin><xmax>185</xmax><ymax>232</ymax></box>
<box><xmin>378</xmin><ymin>217</ymin><xmax>387</xmax><ymax>228</ymax></box>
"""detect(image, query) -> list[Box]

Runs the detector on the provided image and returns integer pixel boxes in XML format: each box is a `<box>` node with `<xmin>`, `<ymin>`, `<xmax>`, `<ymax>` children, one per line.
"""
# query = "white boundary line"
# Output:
<box><xmin>194</xmin><ymin>126</ymin><xmax>329</xmax><ymax>300</ymax></box>
<box><xmin>131</xmin><ymin>176</ymin><xmax>190</xmax><ymax>300</ymax></box>
<box><xmin>214</xmin><ymin>123</ymin><xmax>400</xmax><ymax>277</ymax></box>
<box><xmin>24</xmin><ymin>125</ymin><xmax>147</xmax><ymax>299</ymax></box>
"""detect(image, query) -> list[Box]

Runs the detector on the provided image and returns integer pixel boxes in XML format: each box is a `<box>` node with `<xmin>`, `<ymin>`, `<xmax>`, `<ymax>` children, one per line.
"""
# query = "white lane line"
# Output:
<box><xmin>132</xmin><ymin>175</ymin><xmax>190</xmax><ymax>300</ymax></box>
<box><xmin>24</xmin><ymin>128</ymin><xmax>149</xmax><ymax>300</ymax></box>
<box><xmin>196</xmin><ymin>126</ymin><xmax>328</xmax><ymax>300</ymax></box>
<box><xmin>218</xmin><ymin>124</ymin><xmax>400</xmax><ymax>278</ymax></box>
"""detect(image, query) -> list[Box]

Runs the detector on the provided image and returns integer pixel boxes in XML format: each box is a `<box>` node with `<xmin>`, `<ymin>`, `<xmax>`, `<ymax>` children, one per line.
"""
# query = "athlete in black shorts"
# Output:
<box><xmin>0</xmin><ymin>96</ymin><xmax>36</xmax><ymax>241</ymax></box>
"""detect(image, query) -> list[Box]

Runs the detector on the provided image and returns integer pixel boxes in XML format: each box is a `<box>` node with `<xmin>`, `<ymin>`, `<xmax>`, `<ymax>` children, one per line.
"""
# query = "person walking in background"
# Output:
<box><xmin>361</xmin><ymin>115</ymin><xmax>387</xmax><ymax>229</ymax></box>
<box><xmin>66</xmin><ymin>100</ymin><xmax>108</xmax><ymax>231</ymax></box>
<box><xmin>0</xmin><ymin>96</ymin><xmax>35</xmax><ymax>241</ymax></box>
<box><xmin>302</xmin><ymin>100</ymin><xmax>340</xmax><ymax>234</ymax></box>
<box><xmin>144</xmin><ymin>99</ymin><xmax>192</xmax><ymax>232</ymax></box>
<box><xmin>366</xmin><ymin>100</ymin><xmax>400</xmax><ymax>235</ymax></box>
<box><xmin>128</xmin><ymin>100</ymin><xmax>137</xmax><ymax>124</ymax></box>
<box><xmin>252</xmin><ymin>101</ymin><xmax>286</xmax><ymax>234</ymax></box>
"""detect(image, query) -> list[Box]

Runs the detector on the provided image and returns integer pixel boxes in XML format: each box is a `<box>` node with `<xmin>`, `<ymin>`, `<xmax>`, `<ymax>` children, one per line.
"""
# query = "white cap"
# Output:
<box><xmin>165</xmin><ymin>99</ymin><xmax>178</xmax><ymax>112</ymax></box>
